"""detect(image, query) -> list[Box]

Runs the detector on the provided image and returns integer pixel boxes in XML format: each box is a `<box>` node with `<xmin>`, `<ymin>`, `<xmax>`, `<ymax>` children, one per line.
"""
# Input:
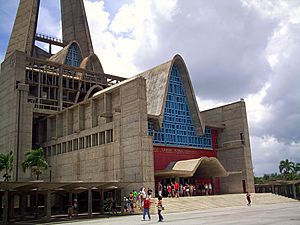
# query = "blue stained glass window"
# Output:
<box><xmin>148</xmin><ymin>65</ymin><xmax>212</xmax><ymax>149</ymax></box>
<box><xmin>65</xmin><ymin>43</ymin><xmax>82</xmax><ymax>67</ymax></box>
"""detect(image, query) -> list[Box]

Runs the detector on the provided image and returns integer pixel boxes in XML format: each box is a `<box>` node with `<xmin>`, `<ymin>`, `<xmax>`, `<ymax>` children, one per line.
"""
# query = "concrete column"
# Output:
<box><xmin>46</xmin><ymin>190</ymin><xmax>51</xmax><ymax>222</ymax></box>
<box><xmin>99</xmin><ymin>189</ymin><xmax>104</xmax><ymax>214</ymax></box>
<box><xmin>292</xmin><ymin>184</ymin><xmax>296</xmax><ymax>199</ymax></box>
<box><xmin>211</xmin><ymin>177</ymin><xmax>215</xmax><ymax>195</ymax></box>
<box><xmin>20</xmin><ymin>193</ymin><xmax>26</xmax><ymax>220</ymax></box>
<box><xmin>58</xmin><ymin>67</ymin><xmax>63</xmax><ymax>110</ymax></box>
<box><xmin>3</xmin><ymin>190</ymin><xmax>8</xmax><ymax>225</ymax></box>
<box><xmin>88</xmin><ymin>188</ymin><xmax>92</xmax><ymax>218</ymax></box>
<box><xmin>121</xmin><ymin>188</ymin><xmax>125</xmax><ymax>215</ymax></box>
<box><xmin>9</xmin><ymin>193</ymin><xmax>14</xmax><ymax>219</ymax></box>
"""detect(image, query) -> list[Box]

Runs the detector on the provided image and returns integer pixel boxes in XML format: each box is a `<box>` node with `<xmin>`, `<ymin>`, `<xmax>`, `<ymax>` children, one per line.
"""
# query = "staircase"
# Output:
<box><xmin>149</xmin><ymin>193</ymin><xmax>297</xmax><ymax>214</ymax></box>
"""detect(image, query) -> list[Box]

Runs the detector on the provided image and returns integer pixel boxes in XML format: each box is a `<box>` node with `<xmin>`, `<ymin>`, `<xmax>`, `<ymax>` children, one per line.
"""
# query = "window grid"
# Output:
<box><xmin>65</xmin><ymin>43</ymin><xmax>82</xmax><ymax>67</ymax></box>
<box><xmin>148</xmin><ymin>65</ymin><xmax>212</xmax><ymax>149</ymax></box>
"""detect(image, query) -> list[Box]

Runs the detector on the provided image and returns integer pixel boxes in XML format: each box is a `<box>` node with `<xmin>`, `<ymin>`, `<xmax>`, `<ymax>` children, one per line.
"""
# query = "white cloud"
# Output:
<box><xmin>251</xmin><ymin>135</ymin><xmax>300</xmax><ymax>176</ymax></box>
<box><xmin>1</xmin><ymin>0</ymin><xmax>299</xmax><ymax>177</ymax></box>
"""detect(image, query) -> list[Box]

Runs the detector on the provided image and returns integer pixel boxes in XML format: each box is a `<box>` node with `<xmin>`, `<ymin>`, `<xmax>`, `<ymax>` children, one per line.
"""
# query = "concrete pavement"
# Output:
<box><xmin>35</xmin><ymin>202</ymin><xmax>300</xmax><ymax>225</ymax></box>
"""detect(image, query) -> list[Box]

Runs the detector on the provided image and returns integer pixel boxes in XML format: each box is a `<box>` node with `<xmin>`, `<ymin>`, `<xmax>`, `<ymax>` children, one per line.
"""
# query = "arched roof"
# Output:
<box><xmin>80</xmin><ymin>53</ymin><xmax>104</xmax><ymax>74</ymax></box>
<box><xmin>155</xmin><ymin>157</ymin><xmax>228</xmax><ymax>178</ymax></box>
<box><xmin>49</xmin><ymin>41</ymin><xmax>83</xmax><ymax>65</ymax></box>
<box><xmin>136</xmin><ymin>54</ymin><xmax>205</xmax><ymax>135</ymax></box>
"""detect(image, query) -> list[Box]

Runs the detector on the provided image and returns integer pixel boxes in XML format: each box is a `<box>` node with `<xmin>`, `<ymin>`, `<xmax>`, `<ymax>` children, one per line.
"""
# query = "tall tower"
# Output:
<box><xmin>61</xmin><ymin>0</ymin><xmax>94</xmax><ymax>58</ymax></box>
<box><xmin>5</xmin><ymin>0</ymin><xmax>40</xmax><ymax>59</ymax></box>
<box><xmin>0</xmin><ymin>0</ymin><xmax>123</xmax><ymax>181</ymax></box>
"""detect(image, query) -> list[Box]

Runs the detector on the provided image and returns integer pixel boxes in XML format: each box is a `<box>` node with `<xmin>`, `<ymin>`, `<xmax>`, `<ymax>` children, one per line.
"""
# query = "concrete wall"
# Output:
<box><xmin>0</xmin><ymin>51</ymin><xmax>33</xmax><ymax>181</ymax></box>
<box><xmin>201</xmin><ymin>100</ymin><xmax>255</xmax><ymax>193</ymax></box>
<box><xmin>43</xmin><ymin>77</ymin><xmax>155</xmax><ymax>194</ymax></box>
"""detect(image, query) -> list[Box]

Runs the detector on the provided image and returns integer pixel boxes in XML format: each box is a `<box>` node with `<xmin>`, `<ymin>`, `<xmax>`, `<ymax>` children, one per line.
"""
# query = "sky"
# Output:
<box><xmin>0</xmin><ymin>0</ymin><xmax>299</xmax><ymax>176</ymax></box>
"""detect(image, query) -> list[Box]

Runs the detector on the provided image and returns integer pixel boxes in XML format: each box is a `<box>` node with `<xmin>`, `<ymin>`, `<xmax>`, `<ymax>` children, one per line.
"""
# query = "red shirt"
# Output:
<box><xmin>144</xmin><ymin>198</ymin><xmax>150</xmax><ymax>209</ymax></box>
<box><xmin>175</xmin><ymin>182</ymin><xmax>179</xmax><ymax>190</ymax></box>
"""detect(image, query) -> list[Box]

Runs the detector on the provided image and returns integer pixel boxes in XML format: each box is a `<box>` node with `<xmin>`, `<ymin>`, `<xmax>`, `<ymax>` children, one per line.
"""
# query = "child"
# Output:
<box><xmin>246</xmin><ymin>192</ymin><xmax>251</xmax><ymax>206</ymax></box>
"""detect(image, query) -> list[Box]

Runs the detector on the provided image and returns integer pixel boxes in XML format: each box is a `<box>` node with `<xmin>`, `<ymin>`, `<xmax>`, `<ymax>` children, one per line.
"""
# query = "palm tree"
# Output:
<box><xmin>295</xmin><ymin>163</ymin><xmax>300</xmax><ymax>174</ymax></box>
<box><xmin>0</xmin><ymin>151</ymin><xmax>14</xmax><ymax>181</ymax></box>
<box><xmin>22</xmin><ymin>147</ymin><xmax>48</xmax><ymax>180</ymax></box>
<box><xmin>279</xmin><ymin>159</ymin><xmax>295</xmax><ymax>180</ymax></box>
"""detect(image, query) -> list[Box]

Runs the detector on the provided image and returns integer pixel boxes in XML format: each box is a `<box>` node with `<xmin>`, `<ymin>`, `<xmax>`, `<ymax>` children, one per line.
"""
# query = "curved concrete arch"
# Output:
<box><xmin>155</xmin><ymin>157</ymin><xmax>228</xmax><ymax>178</ymax></box>
<box><xmin>136</xmin><ymin>54</ymin><xmax>204</xmax><ymax>135</ymax></box>
<box><xmin>49</xmin><ymin>40</ymin><xmax>83</xmax><ymax>65</ymax></box>
<box><xmin>168</xmin><ymin>55</ymin><xmax>205</xmax><ymax>135</ymax></box>
<box><xmin>83</xmin><ymin>84</ymin><xmax>104</xmax><ymax>101</ymax></box>
<box><xmin>80</xmin><ymin>53</ymin><xmax>104</xmax><ymax>74</ymax></box>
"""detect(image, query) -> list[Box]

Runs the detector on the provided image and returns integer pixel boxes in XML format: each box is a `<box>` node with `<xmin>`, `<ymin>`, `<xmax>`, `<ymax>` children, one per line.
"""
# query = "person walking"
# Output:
<box><xmin>142</xmin><ymin>197</ymin><xmax>151</xmax><ymax>221</ymax></box>
<box><xmin>157</xmin><ymin>196</ymin><xmax>164</xmax><ymax>222</ymax></box>
<box><xmin>246</xmin><ymin>192</ymin><xmax>251</xmax><ymax>206</ymax></box>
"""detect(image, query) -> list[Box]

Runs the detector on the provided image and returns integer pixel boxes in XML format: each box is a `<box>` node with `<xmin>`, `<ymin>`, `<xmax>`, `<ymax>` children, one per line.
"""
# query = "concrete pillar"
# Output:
<box><xmin>292</xmin><ymin>184</ymin><xmax>296</xmax><ymax>199</ymax></box>
<box><xmin>9</xmin><ymin>193</ymin><xmax>14</xmax><ymax>219</ymax></box>
<box><xmin>99</xmin><ymin>189</ymin><xmax>104</xmax><ymax>214</ymax></box>
<box><xmin>211</xmin><ymin>176</ymin><xmax>215</xmax><ymax>195</ymax></box>
<box><xmin>3</xmin><ymin>190</ymin><xmax>8</xmax><ymax>225</ymax></box>
<box><xmin>20</xmin><ymin>193</ymin><xmax>26</xmax><ymax>220</ymax></box>
<box><xmin>46</xmin><ymin>190</ymin><xmax>51</xmax><ymax>222</ymax></box>
<box><xmin>121</xmin><ymin>188</ymin><xmax>125</xmax><ymax>215</ymax></box>
<box><xmin>69</xmin><ymin>192</ymin><xmax>72</xmax><ymax>202</ymax></box>
<box><xmin>88</xmin><ymin>188</ymin><xmax>92</xmax><ymax>218</ymax></box>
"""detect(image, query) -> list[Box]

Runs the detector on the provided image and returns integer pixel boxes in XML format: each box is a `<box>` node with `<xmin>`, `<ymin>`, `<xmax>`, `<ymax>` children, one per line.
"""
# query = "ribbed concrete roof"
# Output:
<box><xmin>49</xmin><ymin>41</ymin><xmax>83</xmax><ymax>64</ymax></box>
<box><xmin>136</xmin><ymin>54</ymin><xmax>205</xmax><ymax>135</ymax></box>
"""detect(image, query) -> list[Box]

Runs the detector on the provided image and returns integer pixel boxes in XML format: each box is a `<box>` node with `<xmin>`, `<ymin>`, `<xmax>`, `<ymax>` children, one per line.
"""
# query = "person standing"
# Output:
<box><xmin>167</xmin><ymin>184</ymin><xmax>172</xmax><ymax>198</ymax></box>
<box><xmin>174</xmin><ymin>181</ymin><xmax>179</xmax><ymax>198</ymax></box>
<box><xmin>246</xmin><ymin>192</ymin><xmax>251</xmax><ymax>206</ymax></box>
<box><xmin>208</xmin><ymin>183</ymin><xmax>212</xmax><ymax>195</ymax></box>
<box><xmin>73</xmin><ymin>199</ymin><xmax>79</xmax><ymax>217</ymax></box>
<box><xmin>142</xmin><ymin>197</ymin><xmax>151</xmax><ymax>221</ymax></box>
<box><xmin>147</xmin><ymin>187</ymin><xmax>153</xmax><ymax>198</ymax></box>
<box><xmin>67</xmin><ymin>201</ymin><xmax>73</xmax><ymax>218</ymax></box>
<box><xmin>158</xmin><ymin>182</ymin><xmax>163</xmax><ymax>196</ymax></box>
<box><xmin>204</xmin><ymin>183</ymin><xmax>209</xmax><ymax>195</ymax></box>
<box><xmin>157</xmin><ymin>196</ymin><xmax>164</xmax><ymax>222</ymax></box>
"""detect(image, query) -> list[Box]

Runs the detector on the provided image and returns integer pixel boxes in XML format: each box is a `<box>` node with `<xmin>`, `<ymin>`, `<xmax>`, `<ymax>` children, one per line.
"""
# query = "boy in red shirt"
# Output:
<box><xmin>142</xmin><ymin>197</ymin><xmax>151</xmax><ymax>220</ymax></box>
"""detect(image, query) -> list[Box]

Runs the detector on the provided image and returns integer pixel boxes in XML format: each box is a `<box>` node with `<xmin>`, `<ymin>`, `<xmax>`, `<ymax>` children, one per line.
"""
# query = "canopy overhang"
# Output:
<box><xmin>155</xmin><ymin>157</ymin><xmax>229</xmax><ymax>178</ymax></box>
<box><xmin>0</xmin><ymin>180</ymin><xmax>134</xmax><ymax>192</ymax></box>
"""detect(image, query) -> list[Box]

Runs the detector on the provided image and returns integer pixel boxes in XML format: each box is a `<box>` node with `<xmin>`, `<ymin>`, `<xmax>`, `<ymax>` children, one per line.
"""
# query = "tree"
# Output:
<box><xmin>22</xmin><ymin>147</ymin><xmax>48</xmax><ymax>180</ymax></box>
<box><xmin>294</xmin><ymin>163</ymin><xmax>300</xmax><ymax>174</ymax></box>
<box><xmin>279</xmin><ymin>159</ymin><xmax>295</xmax><ymax>180</ymax></box>
<box><xmin>0</xmin><ymin>151</ymin><xmax>14</xmax><ymax>181</ymax></box>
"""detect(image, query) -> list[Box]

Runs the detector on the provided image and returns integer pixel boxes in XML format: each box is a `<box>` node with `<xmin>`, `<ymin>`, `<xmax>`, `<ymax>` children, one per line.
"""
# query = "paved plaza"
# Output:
<box><xmin>30</xmin><ymin>202</ymin><xmax>300</xmax><ymax>225</ymax></box>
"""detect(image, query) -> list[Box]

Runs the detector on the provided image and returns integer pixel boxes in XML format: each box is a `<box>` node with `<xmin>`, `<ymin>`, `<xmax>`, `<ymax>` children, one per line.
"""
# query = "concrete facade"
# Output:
<box><xmin>201</xmin><ymin>101</ymin><xmax>255</xmax><ymax>193</ymax></box>
<box><xmin>0</xmin><ymin>0</ymin><xmax>255</xmax><ymax>196</ymax></box>
<box><xmin>42</xmin><ymin>77</ymin><xmax>155</xmax><ymax>191</ymax></box>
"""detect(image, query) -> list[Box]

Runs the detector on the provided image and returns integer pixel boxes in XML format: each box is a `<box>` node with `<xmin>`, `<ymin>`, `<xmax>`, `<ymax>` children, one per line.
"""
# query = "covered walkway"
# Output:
<box><xmin>0</xmin><ymin>181</ymin><xmax>133</xmax><ymax>224</ymax></box>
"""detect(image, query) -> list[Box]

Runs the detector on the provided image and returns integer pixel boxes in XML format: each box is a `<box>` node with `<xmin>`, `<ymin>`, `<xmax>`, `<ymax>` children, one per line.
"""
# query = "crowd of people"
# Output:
<box><xmin>124</xmin><ymin>187</ymin><xmax>153</xmax><ymax>213</ymax></box>
<box><xmin>158</xmin><ymin>181</ymin><xmax>213</xmax><ymax>197</ymax></box>
<box><xmin>123</xmin><ymin>186</ymin><xmax>164</xmax><ymax>222</ymax></box>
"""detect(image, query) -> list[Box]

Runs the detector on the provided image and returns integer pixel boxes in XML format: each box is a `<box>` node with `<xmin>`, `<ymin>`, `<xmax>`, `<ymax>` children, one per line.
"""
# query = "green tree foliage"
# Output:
<box><xmin>279</xmin><ymin>159</ymin><xmax>297</xmax><ymax>180</ymax></box>
<box><xmin>0</xmin><ymin>151</ymin><xmax>14</xmax><ymax>181</ymax></box>
<box><xmin>22</xmin><ymin>147</ymin><xmax>48</xmax><ymax>180</ymax></box>
<box><xmin>254</xmin><ymin>160</ymin><xmax>300</xmax><ymax>184</ymax></box>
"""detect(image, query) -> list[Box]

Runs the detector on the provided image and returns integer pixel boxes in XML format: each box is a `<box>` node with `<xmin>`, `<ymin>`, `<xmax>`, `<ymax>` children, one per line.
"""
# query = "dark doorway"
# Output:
<box><xmin>242</xmin><ymin>180</ymin><xmax>246</xmax><ymax>193</ymax></box>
